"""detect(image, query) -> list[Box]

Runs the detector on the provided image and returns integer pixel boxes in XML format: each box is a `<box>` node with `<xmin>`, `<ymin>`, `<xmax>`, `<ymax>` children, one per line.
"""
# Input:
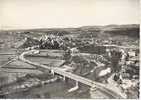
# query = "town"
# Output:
<box><xmin>0</xmin><ymin>24</ymin><xmax>139</xmax><ymax>99</ymax></box>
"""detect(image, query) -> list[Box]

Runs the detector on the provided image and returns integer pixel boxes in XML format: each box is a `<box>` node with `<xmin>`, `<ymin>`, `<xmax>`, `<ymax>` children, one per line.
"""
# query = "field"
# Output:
<box><xmin>0</xmin><ymin>24</ymin><xmax>139</xmax><ymax>99</ymax></box>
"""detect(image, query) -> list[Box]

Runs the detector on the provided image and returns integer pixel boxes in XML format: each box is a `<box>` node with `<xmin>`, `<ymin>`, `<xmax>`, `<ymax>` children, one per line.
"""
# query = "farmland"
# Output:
<box><xmin>0</xmin><ymin>24</ymin><xmax>139</xmax><ymax>99</ymax></box>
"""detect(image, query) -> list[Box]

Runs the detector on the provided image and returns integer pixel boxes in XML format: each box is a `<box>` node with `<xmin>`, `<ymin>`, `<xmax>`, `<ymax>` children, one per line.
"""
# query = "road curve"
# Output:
<box><xmin>19</xmin><ymin>50</ymin><xmax>126</xmax><ymax>99</ymax></box>
<box><xmin>100</xmin><ymin>44</ymin><xmax>139</xmax><ymax>49</ymax></box>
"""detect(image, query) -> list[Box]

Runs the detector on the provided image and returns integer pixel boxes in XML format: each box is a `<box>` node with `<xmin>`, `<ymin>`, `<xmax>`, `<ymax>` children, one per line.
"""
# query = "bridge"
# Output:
<box><xmin>19</xmin><ymin>50</ymin><xmax>126</xmax><ymax>99</ymax></box>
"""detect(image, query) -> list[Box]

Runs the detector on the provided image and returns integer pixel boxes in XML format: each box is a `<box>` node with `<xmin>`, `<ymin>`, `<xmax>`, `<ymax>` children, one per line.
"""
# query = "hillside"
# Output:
<box><xmin>0</xmin><ymin>24</ymin><xmax>139</xmax><ymax>49</ymax></box>
<box><xmin>1</xmin><ymin>24</ymin><xmax>139</xmax><ymax>37</ymax></box>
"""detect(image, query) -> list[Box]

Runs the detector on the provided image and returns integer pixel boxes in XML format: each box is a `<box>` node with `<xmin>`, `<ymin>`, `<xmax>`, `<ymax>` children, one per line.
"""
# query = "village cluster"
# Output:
<box><xmin>21</xmin><ymin>34</ymin><xmax>139</xmax><ymax>98</ymax></box>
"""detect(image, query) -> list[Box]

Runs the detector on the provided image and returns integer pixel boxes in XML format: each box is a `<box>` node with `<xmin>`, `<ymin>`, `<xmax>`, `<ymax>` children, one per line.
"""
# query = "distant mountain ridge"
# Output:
<box><xmin>0</xmin><ymin>24</ymin><xmax>139</xmax><ymax>31</ymax></box>
<box><xmin>0</xmin><ymin>24</ymin><xmax>139</xmax><ymax>38</ymax></box>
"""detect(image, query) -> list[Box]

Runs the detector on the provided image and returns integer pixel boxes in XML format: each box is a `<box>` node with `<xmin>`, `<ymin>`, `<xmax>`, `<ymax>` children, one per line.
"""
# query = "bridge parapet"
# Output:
<box><xmin>19</xmin><ymin>50</ymin><xmax>126</xmax><ymax>99</ymax></box>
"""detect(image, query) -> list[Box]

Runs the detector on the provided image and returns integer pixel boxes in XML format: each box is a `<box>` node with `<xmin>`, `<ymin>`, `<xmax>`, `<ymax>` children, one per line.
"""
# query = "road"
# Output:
<box><xmin>19</xmin><ymin>50</ymin><xmax>126</xmax><ymax>99</ymax></box>
<box><xmin>101</xmin><ymin>44</ymin><xmax>139</xmax><ymax>49</ymax></box>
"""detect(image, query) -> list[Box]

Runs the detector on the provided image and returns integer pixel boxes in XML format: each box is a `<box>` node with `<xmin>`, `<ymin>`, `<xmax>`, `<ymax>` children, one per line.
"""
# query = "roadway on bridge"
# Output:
<box><xmin>19</xmin><ymin>50</ymin><xmax>126</xmax><ymax>99</ymax></box>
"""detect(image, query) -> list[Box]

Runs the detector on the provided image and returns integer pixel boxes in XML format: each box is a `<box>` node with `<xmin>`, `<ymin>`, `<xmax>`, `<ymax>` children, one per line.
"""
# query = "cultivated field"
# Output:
<box><xmin>0</xmin><ymin>24</ymin><xmax>139</xmax><ymax>99</ymax></box>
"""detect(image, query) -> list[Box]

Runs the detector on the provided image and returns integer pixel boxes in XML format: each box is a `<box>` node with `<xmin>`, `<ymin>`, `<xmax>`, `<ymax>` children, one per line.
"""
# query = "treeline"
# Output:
<box><xmin>104</xmin><ymin>27</ymin><xmax>139</xmax><ymax>38</ymax></box>
<box><xmin>1</xmin><ymin>24</ymin><xmax>139</xmax><ymax>38</ymax></box>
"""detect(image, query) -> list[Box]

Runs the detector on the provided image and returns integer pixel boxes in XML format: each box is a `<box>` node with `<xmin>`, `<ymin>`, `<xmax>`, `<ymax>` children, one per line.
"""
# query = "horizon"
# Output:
<box><xmin>0</xmin><ymin>24</ymin><xmax>139</xmax><ymax>31</ymax></box>
<box><xmin>0</xmin><ymin>0</ymin><xmax>139</xmax><ymax>30</ymax></box>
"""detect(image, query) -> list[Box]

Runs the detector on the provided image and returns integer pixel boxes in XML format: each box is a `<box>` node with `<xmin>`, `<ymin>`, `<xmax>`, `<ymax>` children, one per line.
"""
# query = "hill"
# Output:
<box><xmin>0</xmin><ymin>24</ymin><xmax>139</xmax><ymax>49</ymax></box>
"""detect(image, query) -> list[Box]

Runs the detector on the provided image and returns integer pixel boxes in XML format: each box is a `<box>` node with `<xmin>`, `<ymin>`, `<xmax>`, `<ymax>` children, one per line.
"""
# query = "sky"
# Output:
<box><xmin>0</xmin><ymin>0</ymin><xmax>140</xmax><ymax>30</ymax></box>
